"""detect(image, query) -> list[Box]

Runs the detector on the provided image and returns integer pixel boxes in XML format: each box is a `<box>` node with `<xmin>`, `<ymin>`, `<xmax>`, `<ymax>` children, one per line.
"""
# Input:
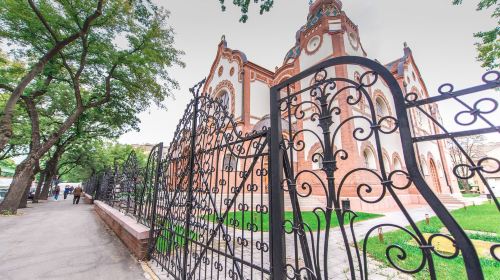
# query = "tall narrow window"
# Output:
<box><xmin>223</xmin><ymin>154</ymin><xmax>237</xmax><ymax>171</ymax></box>
<box><xmin>383</xmin><ymin>155</ymin><xmax>391</xmax><ymax>172</ymax></box>
<box><xmin>375</xmin><ymin>97</ymin><xmax>388</xmax><ymax>117</ymax></box>
<box><xmin>393</xmin><ymin>157</ymin><xmax>403</xmax><ymax>170</ymax></box>
<box><xmin>218</xmin><ymin>90</ymin><xmax>230</xmax><ymax>111</ymax></box>
<box><xmin>363</xmin><ymin>149</ymin><xmax>376</xmax><ymax>170</ymax></box>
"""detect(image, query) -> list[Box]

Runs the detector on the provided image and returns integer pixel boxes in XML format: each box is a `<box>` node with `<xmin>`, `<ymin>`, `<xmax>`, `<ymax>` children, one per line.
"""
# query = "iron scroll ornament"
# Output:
<box><xmin>149</xmin><ymin>80</ymin><xmax>271</xmax><ymax>280</ymax></box>
<box><xmin>269</xmin><ymin>56</ymin><xmax>483</xmax><ymax>279</ymax></box>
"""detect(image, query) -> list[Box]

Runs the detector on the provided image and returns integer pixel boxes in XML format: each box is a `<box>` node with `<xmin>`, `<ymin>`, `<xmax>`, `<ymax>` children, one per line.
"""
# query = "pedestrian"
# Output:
<box><xmin>70</xmin><ymin>186</ymin><xmax>74</xmax><ymax>194</ymax></box>
<box><xmin>73</xmin><ymin>185</ymin><xmax>83</xmax><ymax>205</ymax></box>
<box><xmin>54</xmin><ymin>185</ymin><xmax>60</xmax><ymax>200</ymax></box>
<box><xmin>63</xmin><ymin>185</ymin><xmax>70</xmax><ymax>199</ymax></box>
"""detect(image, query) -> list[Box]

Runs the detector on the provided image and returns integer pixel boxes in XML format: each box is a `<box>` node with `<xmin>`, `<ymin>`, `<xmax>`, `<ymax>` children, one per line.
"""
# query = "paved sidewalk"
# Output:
<box><xmin>0</xmin><ymin>196</ymin><xmax>147</xmax><ymax>280</ymax></box>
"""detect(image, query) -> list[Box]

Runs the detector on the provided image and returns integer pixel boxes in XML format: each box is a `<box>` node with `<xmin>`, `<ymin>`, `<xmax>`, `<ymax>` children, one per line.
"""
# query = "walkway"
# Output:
<box><xmin>0</xmin><ymin>196</ymin><xmax>147</xmax><ymax>280</ymax></box>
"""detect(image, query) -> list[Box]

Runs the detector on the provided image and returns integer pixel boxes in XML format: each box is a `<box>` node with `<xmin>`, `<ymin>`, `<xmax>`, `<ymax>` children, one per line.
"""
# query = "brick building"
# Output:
<box><xmin>200</xmin><ymin>0</ymin><xmax>462</xmax><ymax>211</ymax></box>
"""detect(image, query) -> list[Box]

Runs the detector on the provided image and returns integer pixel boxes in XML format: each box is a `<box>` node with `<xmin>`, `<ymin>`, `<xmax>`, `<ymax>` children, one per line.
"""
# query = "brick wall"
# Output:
<box><xmin>83</xmin><ymin>193</ymin><xmax>93</xmax><ymax>204</ymax></box>
<box><xmin>94</xmin><ymin>201</ymin><xmax>150</xmax><ymax>260</ymax></box>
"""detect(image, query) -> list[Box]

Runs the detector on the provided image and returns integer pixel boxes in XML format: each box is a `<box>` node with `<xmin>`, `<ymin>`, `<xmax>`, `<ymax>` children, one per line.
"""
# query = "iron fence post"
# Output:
<box><xmin>148</xmin><ymin>142</ymin><xmax>164</xmax><ymax>259</ymax></box>
<box><xmin>182</xmin><ymin>83</ymin><xmax>202</xmax><ymax>280</ymax></box>
<box><xmin>268</xmin><ymin>86</ymin><xmax>286</xmax><ymax>280</ymax></box>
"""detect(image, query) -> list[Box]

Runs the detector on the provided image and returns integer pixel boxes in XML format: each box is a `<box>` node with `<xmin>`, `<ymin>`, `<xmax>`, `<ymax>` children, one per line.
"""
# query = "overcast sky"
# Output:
<box><xmin>118</xmin><ymin>0</ymin><xmax>497</xmax><ymax>145</ymax></box>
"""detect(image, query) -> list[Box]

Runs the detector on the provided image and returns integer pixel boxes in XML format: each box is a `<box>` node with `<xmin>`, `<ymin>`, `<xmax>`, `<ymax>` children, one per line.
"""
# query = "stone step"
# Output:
<box><xmin>437</xmin><ymin>194</ymin><xmax>466</xmax><ymax>206</ymax></box>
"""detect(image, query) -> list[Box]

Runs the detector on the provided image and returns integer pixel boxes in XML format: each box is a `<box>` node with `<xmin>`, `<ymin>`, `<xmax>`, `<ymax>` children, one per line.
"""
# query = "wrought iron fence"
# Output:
<box><xmin>82</xmin><ymin>56</ymin><xmax>499</xmax><ymax>279</ymax></box>
<box><xmin>148</xmin><ymin>81</ymin><xmax>271</xmax><ymax>279</ymax></box>
<box><xmin>82</xmin><ymin>145</ymin><xmax>164</xmax><ymax>225</ymax></box>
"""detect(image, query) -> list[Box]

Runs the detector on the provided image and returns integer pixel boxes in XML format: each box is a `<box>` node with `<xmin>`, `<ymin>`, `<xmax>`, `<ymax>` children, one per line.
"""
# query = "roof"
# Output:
<box><xmin>384</xmin><ymin>44</ymin><xmax>412</xmax><ymax>77</ymax></box>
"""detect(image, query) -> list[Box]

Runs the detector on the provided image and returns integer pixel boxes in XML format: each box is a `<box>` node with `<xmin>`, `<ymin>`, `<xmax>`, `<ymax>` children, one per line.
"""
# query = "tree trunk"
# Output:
<box><xmin>461</xmin><ymin>178</ymin><xmax>471</xmax><ymax>194</ymax></box>
<box><xmin>0</xmin><ymin>160</ymin><xmax>35</xmax><ymax>214</ymax></box>
<box><xmin>39</xmin><ymin>146</ymin><xmax>64</xmax><ymax>200</ymax></box>
<box><xmin>33</xmin><ymin>171</ymin><xmax>46</xmax><ymax>203</ymax></box>
<box><xmin>18</xmin><ymin>180</ymin><xmax>32</xmax><ymax>209</ymax></box>
<box><xmin>39</xmin><ymin>176</ymin><xmax>53</xmax><ymax>200</ymax></box>
<box><xmin>40</xmin><ymin>168</ymin><xmax>55</xmax><ymax>200</ymax></box>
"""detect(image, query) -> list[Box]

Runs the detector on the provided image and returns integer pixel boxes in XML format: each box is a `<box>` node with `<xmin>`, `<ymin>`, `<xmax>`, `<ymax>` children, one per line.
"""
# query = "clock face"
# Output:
<box><xmin>306</xmin><ymin>35</ymin><xmax>322</xmax><ymax>53</ymax></box>
<box><xmin>348</xmin><ymin>32</ymin><xmax>359</xmax><ymax>49</ymax></box>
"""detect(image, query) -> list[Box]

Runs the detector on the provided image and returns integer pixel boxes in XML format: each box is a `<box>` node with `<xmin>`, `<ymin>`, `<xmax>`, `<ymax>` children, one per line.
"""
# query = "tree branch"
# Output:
<box><xmin>0</xmin><ymin>0</ymin><xmax>104</xmax><ymax>151</ymax></box>
<box><xmin>27</xmin><ymin>0</ymin><xmax>59</xmax><ymax>43</ymax></box>
<box><xmin>0</xmin><ymin>84</ymin><xmax>14</xmax><ymax>93</ymax></box>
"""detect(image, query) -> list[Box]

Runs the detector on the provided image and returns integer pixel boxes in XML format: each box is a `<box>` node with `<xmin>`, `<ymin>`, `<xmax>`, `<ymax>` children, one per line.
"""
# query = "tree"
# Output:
<box><xmin>0</xmin><ymin>158</ymin><xmax>16</xmax><ymax>176</ymax></box>
<box><xmin>0</xmin><ymin>53</ymin><xmax>31</xmax><ymax>161</ymax></box>
<box><xmin>448</xmin><ymin>135</ymin><xmax>486</xmax><ymax>193</ymax></box>
<box><xmin>0</xmin><ymin>0</ymin><xmax>104</xmax><ymax>150</ymax></box>
<box><xmin>453</xmin><ymin>0</ymin><xmax>499</xmax><ymax>69</ymax></box>
<box><xmin>59</xmin><ymin>141</ymin><xmax>147</xmax><ymax>182</ymax></box>
<box><xmin>0</xmin><ymin>0</ymin><xmax>183</xmax><ymax>213</ymax></box>
<box><xmin>34</xmin><ymin>98</ymin><xmax>142</xmax><ymax>201</ymax></box>
<box><xmin>219</xmin><ymin>0</ymin><xmax>274</xmax><ymax>22</ymax></box>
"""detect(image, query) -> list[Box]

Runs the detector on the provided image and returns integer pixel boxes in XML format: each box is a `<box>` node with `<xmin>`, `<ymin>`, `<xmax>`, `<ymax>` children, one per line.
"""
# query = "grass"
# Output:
<box><xmin>462</xmin><ymin>193</ymin><xmax>480</xmax><ymax>198</ymax></box>
<box><xmin>363</xmin><ymin>203</ymin><xmax>500</xmax><ymax>279</ymax></box>
<box><xmin>426</xmin><ymin>203</ymin><xmax>499</xmax><ymax>235</ymax></box>
<box><xmin>206</xmin><ymin>210</ymin><xmax>383</xmax><ymax>232</ymax></box>
<box><xmin>155</xmin><ymin>223</ymin><xmax>198</xmax><ymax>253</ymax></box>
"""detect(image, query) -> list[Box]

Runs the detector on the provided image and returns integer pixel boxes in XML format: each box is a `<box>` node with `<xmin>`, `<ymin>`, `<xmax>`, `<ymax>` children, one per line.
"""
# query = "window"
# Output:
<box><xmin>416</xmin><ymin>109</ymin><xmax>424</xmax><ymax>126</ymax></box>
<box><xmin>312</xmin><ymin>154</ymin><xmax>323</xmax><ymax>170</ymax></box>
<box><xmin>420</xmin><ymin>158</ymin><xmax>429</xmax><ymax>176</ymax></box>
<box><xmin>363</xmin><ymin>149</ymin><xmax>376</xmax><ymax>170</ymax></box>
<box><xmin>215</xmin><ymin>90</ymin><xmax>231</xmax><ymax>128</ymax></box>
<box><xmin>383</xmin><ymin>155</ymin><xmax>391</xmax><ymax>172</ymax></box>
<box><xmin>393</xmin><ymin>157</ymin><xmax>403</xmax><ymax>170</ymax></box>
<box><xmin>217</xmin><ymin>90</ymin><xmax>230</xmax><ymax>110</ymax></box>
<box><xmin>223</xmin><ymin>154</ymin><xmax>237</xmax><ymax>171</ymax></box>
<box><xmin>375</xmin><ymin>97</ymin><xmax>388</xmax><ymax>117</ymax></box>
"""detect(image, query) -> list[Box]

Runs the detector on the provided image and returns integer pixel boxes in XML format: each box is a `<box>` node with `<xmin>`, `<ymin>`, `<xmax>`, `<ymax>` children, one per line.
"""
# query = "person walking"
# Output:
<box><xmin>63</xmin><ymin>185</ymin><xmax>70</xmax><ymax>199</ymax></box>
<box><xmin>53</xmin><ymin>185</ymin><xmax>60</xmax><ymax>200</ymax></box>
<box><xmin>73</xmin><ymin>185</ymin><xmax>83</xmax><ymax>205</ymax></box>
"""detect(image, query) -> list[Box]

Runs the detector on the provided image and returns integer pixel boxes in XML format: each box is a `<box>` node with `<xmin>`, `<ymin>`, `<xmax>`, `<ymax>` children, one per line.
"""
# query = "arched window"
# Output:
<box><xmin>375</xmin><ymin>97</ymin><xmax>389</xmax><ymax>117</ymax></box>
<box><xmin>420</xmin><ymin>157</ymin><xmax>429</xmax><ymax>176</ymax></box>
<box><xmin>363</xmin><ymin>149</ymin><xmax>376</xmax><ymax>170</ymax></box>
<box><xmin>312</xmin><ymin>154</ymin><xmax>323</xmax><ymax>170</ymax></box>
<box><xmin>217</xmin><ymin>90</ymin><xmax>230</xmax><ymax>111</ymax></box>
<box><xmin>393</xmin><ymin>157</ymin><xmax>403</xmax><ymax>170</ymax></box>
<box><xmin>223</xmin><ymin>153</ymin><xmax>237</xmax><ymax>171</ymax></box>
<box><xmin>382</xmin><ymin>154</ymin><xmax>391</xmax><ymax>172</ymax></box>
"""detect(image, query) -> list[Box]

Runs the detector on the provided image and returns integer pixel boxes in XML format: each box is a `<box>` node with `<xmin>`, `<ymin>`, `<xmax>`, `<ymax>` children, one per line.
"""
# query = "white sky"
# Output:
<box><xmin>118</xmin><ymin>0</ymin><xmax>498</xmax><ymax>145</ymax></box>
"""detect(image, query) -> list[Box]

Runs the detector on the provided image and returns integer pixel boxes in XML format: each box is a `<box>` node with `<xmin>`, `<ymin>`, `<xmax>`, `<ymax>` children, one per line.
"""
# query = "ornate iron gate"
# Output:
<box><xmin>269</xmin><ymin>56</ymin><xmax>499</xmax><ymax>280</ymax></box>
<box><xmin>149</xmin><ymin>56</ymin><xmax>499</xmax><ymax>279</ymax></box>
<box><xmin>150</xmin><ymin>81</ymin><xmax>271</xmax><ymax>279</ymax></box>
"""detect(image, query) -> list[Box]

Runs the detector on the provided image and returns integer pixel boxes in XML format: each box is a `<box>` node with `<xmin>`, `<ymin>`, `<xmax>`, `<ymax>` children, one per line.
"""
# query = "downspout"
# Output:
<box><xmin>241</xmin><ymin>69</ymin><xmax>246</xmax><ymax>127</ymax></box>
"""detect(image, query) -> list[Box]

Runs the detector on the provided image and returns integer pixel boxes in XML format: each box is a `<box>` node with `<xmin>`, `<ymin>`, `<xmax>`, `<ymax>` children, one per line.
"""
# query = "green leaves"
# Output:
<box><xmin>0</xmin><ymin>0</ymin><xmax>182</xmax><ymax>189</ymax></box>
<box><xmin>453</xmin><ymin>0</ymin><xmax>499</xmax><ymax>69</ymax></box>
<box><xmin>59</xmin><ymin>141</ymin><xmax>147</xmax><ymax>182</ymax></box>
<box><xmin>219</xmin><ymin>0</ymin><xmax>274</xmax><ymax>23</ymax></box>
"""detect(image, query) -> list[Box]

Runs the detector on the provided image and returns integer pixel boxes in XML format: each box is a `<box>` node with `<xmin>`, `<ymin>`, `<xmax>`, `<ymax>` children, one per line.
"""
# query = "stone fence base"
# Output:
<box><xmin>83</xmin><ymin>193</ymin><xmax>93</xmax><ymax>204</ymax></box>
<box><xmin>94</xmin><ymin>200</ymin><xmax>150</xmax><ymax>259</ymax></box>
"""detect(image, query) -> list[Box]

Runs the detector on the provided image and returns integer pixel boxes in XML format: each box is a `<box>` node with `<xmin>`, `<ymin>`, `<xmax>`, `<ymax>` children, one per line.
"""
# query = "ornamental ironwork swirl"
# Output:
<box><xmin>149</xmin><ymin>80</ymin><xmax>271</xmax><ymax>280</ymax></box>
<box><xmin>269</xmin><ymin>56</ymin><xmax>495</xmax><ymax>280</ymax></box>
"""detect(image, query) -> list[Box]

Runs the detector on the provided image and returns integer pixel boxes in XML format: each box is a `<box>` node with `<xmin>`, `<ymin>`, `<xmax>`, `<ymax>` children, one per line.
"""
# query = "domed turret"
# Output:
<box><xmin>308</xmin><ymin>0</ymin><xmax>343</xmax><ymax>19</ymax></box>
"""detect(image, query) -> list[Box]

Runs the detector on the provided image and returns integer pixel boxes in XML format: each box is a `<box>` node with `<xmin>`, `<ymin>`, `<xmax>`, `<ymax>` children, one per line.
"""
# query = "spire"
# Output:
<box><xmin>308</xmin><ymin>0</ymin><xmax>342</xmax><ymax>16</ymax></box>
<box><xmin>307</xmin><ymin>0</ymin><xmax>343</xmax><ymax>24</ymax></box>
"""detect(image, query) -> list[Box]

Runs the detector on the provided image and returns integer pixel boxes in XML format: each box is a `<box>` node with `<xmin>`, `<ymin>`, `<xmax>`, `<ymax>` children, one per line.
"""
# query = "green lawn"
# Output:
<box><xmin>462</xmin><ymin>193</ymin><xmax>480</xmax><ymax>198</ymax></box>
<box><xmin>363</xmin><ymin>203</ymin><xmax>500</xmax><ymax>280</ymax></box>
<box><xmin>417</xmin><ymin>203</ymin><xmax>499</xmax><ymax>235</ymax></box>
<box><xmin>206</xmin><ymin>210</ymin><xmax>383</xmax><ymax>232</ymax></box>
<box><xmin>156</xmin><ymin>223</ymin><xmax>198</xmax><ymax>253</ymax></box>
